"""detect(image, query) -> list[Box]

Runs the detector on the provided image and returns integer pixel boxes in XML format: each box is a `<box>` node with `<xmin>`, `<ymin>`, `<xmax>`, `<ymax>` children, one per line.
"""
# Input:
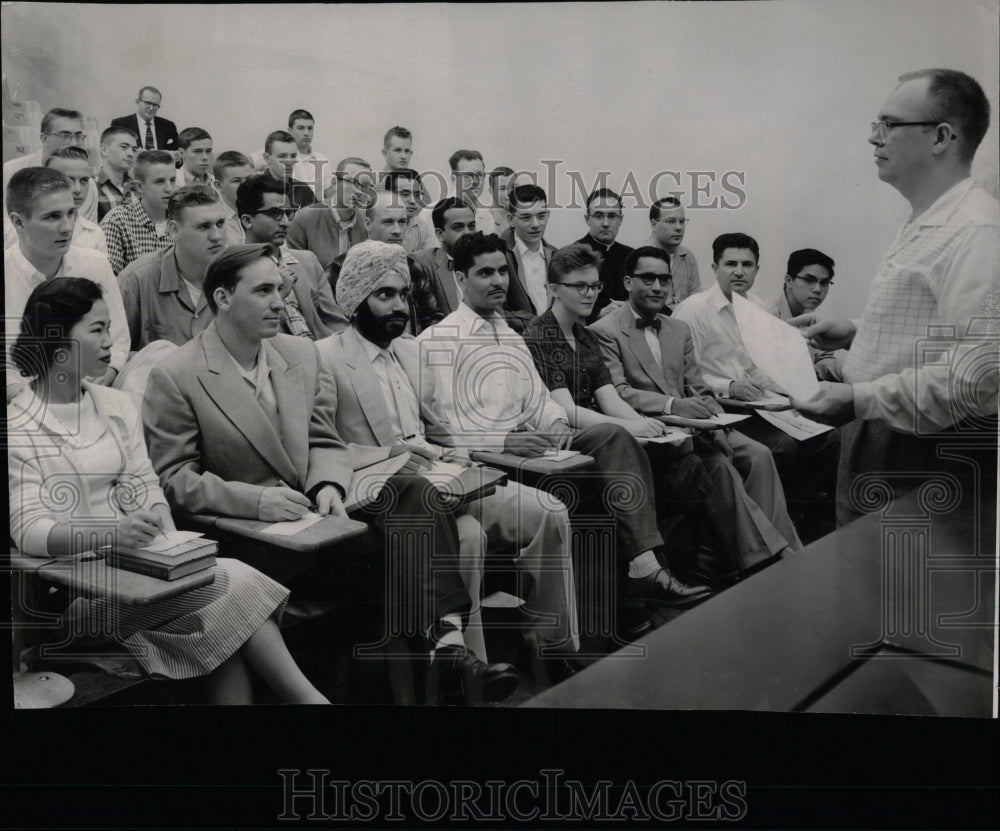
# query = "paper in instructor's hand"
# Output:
<box><xmin>731</xmin><ymin>293</ymin><xmax>820</xmax><ymax>401</ymax></box>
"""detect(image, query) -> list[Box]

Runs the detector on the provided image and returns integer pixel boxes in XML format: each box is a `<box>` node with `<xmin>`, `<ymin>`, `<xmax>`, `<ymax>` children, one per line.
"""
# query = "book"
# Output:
<box><xmin>105</xmin><ymin>535</ymin><xmax>218</xmax><ymax>581</ymax></box>
<box><xmin>715</xmin><ymin>395</ymin><xmax>792</xmax><ymax>412</ymax></box>
<box><xmin>108</xmin><ymin>551</ymin><xmax>216</xmax><ymax>581</ymax></box>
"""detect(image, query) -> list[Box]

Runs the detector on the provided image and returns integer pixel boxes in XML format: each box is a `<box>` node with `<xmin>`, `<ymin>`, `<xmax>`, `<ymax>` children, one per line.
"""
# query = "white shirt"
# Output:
<box><xmin>672</xmin><ymin>282</ymin><xmax>775</xmax><ymax>397</ymax></box>
<box><xmin>4</xmin><ymin>245</ymin><xmax>130</xmax><ymax>373</ymax></box>
<box><xmin>174</xmin><ymin>167</ymin><xmax>215</xmax><ymax>190</ymax></box>
<box><xmin>222</xmin><ymin>201</ymin><xmax>245</xmax><ymax>246</ymax></box>
<box><xmin>514</xmin><ymin>235</ymin><xmax>549</xmax><ymax>314</ymax></box>
<box><xmin>358</xmin><ymin>336</ymin><xmax>432</xmax><ymax>451</ymax></box>
<box><xmin>417</xmin><ymin>301</ymin><xmax>569</xmax><ymax>450</ymax></box>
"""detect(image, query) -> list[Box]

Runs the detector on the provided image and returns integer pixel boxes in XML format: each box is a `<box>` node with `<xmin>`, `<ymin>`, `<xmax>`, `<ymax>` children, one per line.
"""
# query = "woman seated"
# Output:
<box><xmin>7</xmin><ymin>277</ymin><xmax>329</xmax><ymax>705</ymax></box>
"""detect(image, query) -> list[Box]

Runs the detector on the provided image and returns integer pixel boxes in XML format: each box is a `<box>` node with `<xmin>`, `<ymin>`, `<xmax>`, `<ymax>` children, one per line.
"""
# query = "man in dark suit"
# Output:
<box><xmin>589</xmin><ymin>245</ymin><xmax>802</xmax><ymax>569</ymax></box>
<box><xmin>501</xmin><ymin>183</ymin><xmax>557</xmax><ymax>332</ymax></box>
<box><xmin>110</xmin><ymin>86</ymin><xmax>179</xmax><ymax>153</ymax></box>
<box><xmin>143</xmin><ymin>243</ymin><xmax>519</xmax><ymax>703</ymax></box>
<box><xmin>410</xmin><ymin>197</ymin><xmax>477</xmax><ymax>316</ymax></box>
<box><xmin>576</xmin><ymin>187</ymin><xmax>634</xmax><ymax>319</ymax></box>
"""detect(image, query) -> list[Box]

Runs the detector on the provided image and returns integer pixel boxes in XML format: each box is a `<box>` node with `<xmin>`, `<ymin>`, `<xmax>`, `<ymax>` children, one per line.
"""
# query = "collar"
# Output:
<box><xmin>182</xmin><ymin>169</ymin><xmax>211</xmax><ymax>186</ymax></box>
<box><xmin>131</xmin><ymin>198</ymin><xmax>157</xmax><ymax>229</ymax></box>
<box><xmin>709</xmin><ymin>282</ymin><xmax>733</xmax><ymax>312</ymax></box>
<box><xmin>626</xmin><ymin>301</ymin><xmax>663</xmax><ymax>325</ymax></box>
<box><xmin>97</xmin><ymin>168</ymin><xmax>131</xmax><ymax>188</ymax></box>
<box><xmin>454</xmin><ymin>300</ymin><xmax>508</xmax><ymax>339</ymax></box>
<box><xmin>584</xmin><ymin>233</ymin><xmax>613</xmax><ymax>252</ymax></box>
<box><xmin>225</xmin><ymin>339</ymin><xmax>270</xmax><ymax>389</ymax></box>
<box><xmin>358</xmin><ymin>333</ymin><xmax>398</xmax><ymax>366</ymax></box>
<box><xmin>10</xmin><ymin>243</ymin><xmax>66</xmax><ymax>280</ymax></box>
<box><xmin>9</xmin><ymin>381</ymin><xmax>107</xmax><ymax>440</ymax></box>
<box><xmin>157</xmin><ymin>246</ymin><xmax>183</xmax><ymax>294</ymax></box>
<box><xmin>514</xmin><ymin>234</ymin><xmax>546</xmax><ymax>259</ymax></box>
<box><xmin>276</xmin><ymin>243</ymin><xmax>298</xmax><ymax>265</ymax></box>
<box><xmin>776</xmin><ymin>288</ymin><xmax>795</xmax><ymax>320</ymax></box>
<box><xmin>911</xmin><ymin>176</ymin><xmax>976</xmax><ymax>228</ymax></box>
<box><xmin>329</xmin><ymin>207</ymin><xmax>356</xmax><ymax>229</ymax></box>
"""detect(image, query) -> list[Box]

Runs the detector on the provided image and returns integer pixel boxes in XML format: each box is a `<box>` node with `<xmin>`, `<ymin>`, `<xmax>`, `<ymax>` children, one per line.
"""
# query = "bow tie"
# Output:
<box><xmin>636</xmin><ymin>317</ymin><xmax>661</xmax><ymax>332</ymax></box>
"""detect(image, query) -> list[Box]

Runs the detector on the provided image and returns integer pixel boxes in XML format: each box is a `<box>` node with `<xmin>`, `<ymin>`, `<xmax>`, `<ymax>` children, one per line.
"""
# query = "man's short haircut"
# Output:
<box><xmin>381</xmin><ymin>169</ymin><xmax>421</xmax><ymax>191</ymax></box>
<box><xmin>364</xmin><ymin>188</ymin><xmax>406</xmax><ymax>221</ymax></box>
<box><xmin>383</xmin><ymin>125</ymin><xmax>412</xmax><ymax>147</ymax></box>
<box><xmin>431</xmin><ymin>196</ymin><xmax>473</xmax><ymax>230</ymax></box>
<box><xmin>586</xmin><ymin>188</ymin><xmax>623</xmax><ymax>212</ymax></box>
<box><xmin>336</xmin><ymin>156</ymin><xmax>371</xmax><ymax>175</ymax></box>
<box><xmin>898</xmin><ymin>68</ymin><xmax>991</xmax><ymax>163</ymax></box>
<box><xmin>166</xmin><ymin>184</ymin><xmax>221</xmax><ymax>222</ymax></box>
<box><xmin>548</xmin><ymin>243</ymin><xmax>602</xmax><ymax>283</ymax></box>
<box><xmin>508</xmin><ymin>183</ymin><xmax>547</xmax><ymax>213</ymax></box>
<box><xmin>137</xmin><ymin>85</ymin><xmax>162</xmax><ymax>100</ymax></box>
<box><xmin>489</xmin><ymin>166</ymin><xmax>515</xmax><ymax>185</ymax></box>
<box><xmin>213</xmin><ymin>150</ymin><xmax>253</xmax><ymax>180</ymax></box>
<box><xmin>712</xmin><ymin>232</ymin><xmax>760</xmax><ymax>264</ymax></box>
<box><xmin>264</xmin><ymin>130</ymin><xmax>296</xmax><ymax>155</ymax></box>
<box><xmin>5</xmin><ymin>167</ymin><xmax>71</xmax><ymax>218</ymax></box>
<box><xmin>100</xmin><ymin>125</ymin><xmax>138</xmax><ymax>147</ymax></box>
<box><xmin>133</xmin><ymin>149</ymin><xmax>176</xmax><ymax>182</ymax></box>
<box><xmin>45</xmin><ymin>146</ymin><xmax>91</xmax><ymax>165</ymax></box>
<box><xmin>649</xmin><ymin>195</ymin><xmax>682</xmax><ymax>221</ymax></box>
<box><xmin>203</xmin><ymin>244</ymin><xmax>275</xmax><ymax>314</ymax></box>
<box><xmin>287</xmin><ymin>109</ymin><xmax>314</xmax><ymax>128</ymax></box>
<box><xmin>624</xmin><ymin>246</ymin><xmax>672</xmax><ymax>277</ymax></box>
<box><xmin>453</xmin><ymin>231</ymin><xmax>504</xmax><ymax>275</ymax></box>
<box><xmin>178</xmin><ymin>127</ymin><xmax>211</xmax><ymax>150</ymax></box>
<box><xmin>41</xmin><ymin>108</ymin><xmax>83</xmax><ymax>134</ymax></box>
<box><xmin>786</xmin><ymin>248</ymin><xmax>835</xmax><ymax>279</ymax></box>
<box><xmin>236</xmin><ymin>173</ymin><xmax>286</xmax><ymax>219</ymax></box>
<box><xmin>448</xmin><ymin>149</ymin><xmax>483</xmax><ymax>172</ymax></box>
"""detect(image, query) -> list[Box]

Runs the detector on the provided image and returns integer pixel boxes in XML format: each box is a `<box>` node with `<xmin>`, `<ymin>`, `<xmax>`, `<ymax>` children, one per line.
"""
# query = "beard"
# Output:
<box><xmin>356</xmin><ymin>306</ymin><xmax>410</xmax><ymax>343</ymax></box>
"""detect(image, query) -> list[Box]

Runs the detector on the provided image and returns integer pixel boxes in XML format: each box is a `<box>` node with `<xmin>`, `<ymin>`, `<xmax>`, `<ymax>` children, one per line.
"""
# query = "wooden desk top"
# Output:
<box><xmin>9</xmin><ymin>551</ymin><xmax>215</xmax><ymax>607</ymax></box>
<box><xmin>525</xmin><ymin>487</ymin><xmax>995</xmax><ymax>713</ymax></box>
<box><xmin>470</xmin><ymin>450</ymin><xmax>595</xmax><ymax>475</ymax></box>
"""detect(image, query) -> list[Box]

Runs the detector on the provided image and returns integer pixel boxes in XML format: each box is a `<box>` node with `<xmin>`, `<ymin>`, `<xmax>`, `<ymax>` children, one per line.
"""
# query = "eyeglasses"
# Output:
<box><xmin>557</xmin><ymin>281</ymin><xmax>604</xmax><ymax>296</ymax></box>
<box><xmin>870</xmin><ymin>119</ymin><xmax>940</xmax><ymax>141</ymax></box>
<box><xmin>790</xmin><ymin>274</ymin><xmax>834</xmax><ymax>289</ymax></box>
<box><xmin>589</xmin><ymin>211</ymin><xmax>622</xmax><ymax>222</ymax></box>
<box><xmin>630</xmin><ymin>273</ymin><xmax>673</xmax><ymax>287</ymax></box>
<box><xmin>255</xmin><ymin>207</ymin><xmax>298</xmax><ymax>221</ymax></box>
<box><xmin>44</xmin><ymin>131</ymin><xmax>87</xmax><ymax>143</ymax></box>
<box><xmin>138</xmin><ymin>100</ymin><xmax>161</xmax><ymax>109</ymax></box>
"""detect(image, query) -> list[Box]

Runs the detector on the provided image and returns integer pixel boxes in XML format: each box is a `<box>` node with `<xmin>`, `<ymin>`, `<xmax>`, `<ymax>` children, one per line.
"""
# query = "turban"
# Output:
<box><xmin>335</xmin><ymin>240</ymin><xmax>410</xmax><ymax>319</ymax></box>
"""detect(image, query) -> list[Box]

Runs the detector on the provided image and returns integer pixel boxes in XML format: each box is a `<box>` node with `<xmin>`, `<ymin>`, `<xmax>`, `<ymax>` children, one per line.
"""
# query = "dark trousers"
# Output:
<box><xmin>736</xmin><ymin>415</ymin><xmax>840</xmax><ymax>503</ymax></box>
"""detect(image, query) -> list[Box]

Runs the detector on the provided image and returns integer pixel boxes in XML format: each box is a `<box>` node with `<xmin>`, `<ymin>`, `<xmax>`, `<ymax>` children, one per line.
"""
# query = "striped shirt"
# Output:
<box><xmin>101</xmin><ymin>199</ymin><xmax>172</xmax><ymax>275</ymax></box>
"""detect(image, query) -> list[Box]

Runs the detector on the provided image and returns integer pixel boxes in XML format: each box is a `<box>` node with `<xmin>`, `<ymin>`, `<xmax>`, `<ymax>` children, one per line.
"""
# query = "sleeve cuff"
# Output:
<box><xmin>23</xmin><ymin>518</ymin><xmax>58</xmax><ymax>558</ymax></box>
<box><xmin>852</xmin><ymin>381</ymin><xmax>876</xmax><ymax>420</ymax></box>
<box><xmin>662</xmin><ymin>396</ymin><xmax>675</xmax><ymax>415</ymax></box>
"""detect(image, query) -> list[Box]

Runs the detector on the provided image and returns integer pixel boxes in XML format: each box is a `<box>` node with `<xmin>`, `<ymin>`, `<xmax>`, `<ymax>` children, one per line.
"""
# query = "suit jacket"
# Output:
<box><xmin>286</xmin><ymin>205</ymin><xmax>367</xmax><ymax>270</ymax></box>
<box><xmin>143</xmin><ymin>322</ymin><xmax>354</xmax><ymax>519</ymax></box>
<box><xmin>110</xmin><ymin>114</ymin><xmax>179</xmax><ymax>151</ymax></box>
<box><xmin>576</xmin><ymin>233</ymin><xmax>635</xmax><ymax>318</ymax></box>
<box><xmin>588</xmin><ymin>300</ymin><xmax>713</xmax><ymax>415</ymax></box>
<box><xmin>328</xmin><ymin>252</ymin><xmax>442</xmax><ymax>335</ymax></box>
<box><xmin>283</xmin><ymin>247</ymin><xmax>348</xmax><ymax>335</ymax></box>
<box><xmin>501</xmin><ymin>229</ymin><xmax>557</xmax><ymax>332</ymax></box>
<box><xmin>315</xmin><ymin>326</ymin><xmax>455</xmax><ymax>454</ymax></box>
<box><xmin>411</xmin><ymin>246</ymin><xmax>460</xmax><ymax>316</ymax></box>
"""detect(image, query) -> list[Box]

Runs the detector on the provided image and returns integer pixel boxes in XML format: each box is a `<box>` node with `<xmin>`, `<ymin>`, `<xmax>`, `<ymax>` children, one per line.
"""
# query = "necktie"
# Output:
<box><xmin>636</xmin><ymin>317</ymin><xmax>661</xmax><ymax>332</ymax></box>
<box><xmin>281</xmin><ymin>294</ymin><xmax>314</xmax><ymax>339</ymax></box>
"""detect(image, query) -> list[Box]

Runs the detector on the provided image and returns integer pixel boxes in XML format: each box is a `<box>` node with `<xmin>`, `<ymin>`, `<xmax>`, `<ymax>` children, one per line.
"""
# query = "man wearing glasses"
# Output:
<box><xmin>647</xmin><ymin>196</ymin><xmax>702</xmax><ymax>310</ymax></box>
<box><xmin>791</xmin><ymin>69</ymin><xmax>998</xmax><ymax>527</ymax></box>
<box><xmin>110</xmin><ymin>86</ymin><xmax>179</xmax><ymax>154</ymax></box>
<box><xmin>765</xmin><ymin>248</ymin><xmax>841</xmax><ymax>381</ymax></box>
<box><xmin>448</xmin><ymin>149</ymin><xmax>496</xmax><ymax>236</ymax></box>
<box><xmin>576</xmin><ymin>188</ymin><xmax>635</xmax><ymax>319</ymax></box>
<box><xmin>287</xmin><ymin>157</ymin><xmax>373</xmax><ymax>270</ymax></box>
<box><xmin>237</xmin><ymin>173</ymin><xmax>346</xmax><ymax>338</ymax></box>
<box><xmin>3</xmin><ymin>107</ymin><xmax>101</xmax><ymax>222</ymax></box>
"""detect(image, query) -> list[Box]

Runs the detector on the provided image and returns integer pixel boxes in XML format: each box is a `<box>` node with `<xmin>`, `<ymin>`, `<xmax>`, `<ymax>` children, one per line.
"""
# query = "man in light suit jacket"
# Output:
<box><xmin>317</xmin><ymin>239</ymin><xmax>580</xmax><ymax>678</ymax></box>
<box><xmin>589</xmin><ymin>246</ymin><xmax>802</xmax><ymax>567</ymax></box>
<box><xmin>501</xmin><ymin>184</ymin><xmax>558</xmax><ymax>332</ymax></box>
<box><xmin>143</xmin><ymin>243</ymin><xmax>518</xmax><ymax>703</ymax></box>
<box><xmin>410</xmin><ymin>197</ymin><xmax>477</xmax><ymax>316</ymax></box>
<box><xmin>111</xmin><ymin>86</ymin><xmax>180</xmax><ymax>153</ymax></box>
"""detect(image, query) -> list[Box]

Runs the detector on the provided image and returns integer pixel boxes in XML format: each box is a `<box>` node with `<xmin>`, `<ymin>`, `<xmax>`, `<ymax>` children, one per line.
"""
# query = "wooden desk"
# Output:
<box><xmin>524</xmin><ymin>487</ymin><xmax>995</xmax><ymax>715</ymax></box>
<box><xmin>470</xmin><ymin>450</ymin><xmax>594</xmax><ymax>476</ymax></box>
<box><xmin>179</xmin><ymin>513</ymin><xmax>369</xmax><ymax>553</ymax></box>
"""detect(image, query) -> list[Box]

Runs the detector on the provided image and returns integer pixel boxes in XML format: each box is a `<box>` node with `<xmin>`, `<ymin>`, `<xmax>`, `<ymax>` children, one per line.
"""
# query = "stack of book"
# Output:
<box><xmin>105</xmin><ymin>531</ymin><xmax>217</xmax><ymax>581</ymax></box>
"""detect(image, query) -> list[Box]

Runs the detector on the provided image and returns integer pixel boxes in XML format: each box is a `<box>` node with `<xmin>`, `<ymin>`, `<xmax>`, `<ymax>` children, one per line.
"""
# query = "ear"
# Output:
<box><xmin>783</xmin><ymin>274</ymin><xmax>794</xmax><ymax>288</ymax></box>
<box><xmin>931</xmin><ymin>122</ymin><xmax>958</xmax><ymax>157</ymax></box>
<box><xmin>166</xmin><ymin>218</ymin><xmax>180</xmax><ymax>239</ymax></box>
<box><xmin>381</xmin><ymin>147</ymin><xmax>388</xmax><ymax>159</ymax></box>
<box><xmin>239</xmin><ymin>213</ymin><xmax>253</xmax><ymax>231</ymax></box>
<box><xmin>434</xmin><ymin>226</ymin><xmax>444</xmax><ymax>242</ymax></box>
<box><xmin>9</xmin><ymin>210</ymin><xmax>26</xmax><ymax>233</ymax></box>
<box><xmin>213</xmin><ymin>286</ymin><xmax>231</xmax><ymax>312</ymax></box>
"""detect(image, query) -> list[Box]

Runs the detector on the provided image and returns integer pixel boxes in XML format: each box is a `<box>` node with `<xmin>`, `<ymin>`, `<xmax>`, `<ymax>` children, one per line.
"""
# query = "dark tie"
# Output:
<box><xmin>636</xmin><ymin>317</ymin><xmax>661</xmax><ymax>332</ymax></box>
<box><xmin>144</xmin><ymin>120</ymin><xmax>154</xmax><ymax>150</ymax></box>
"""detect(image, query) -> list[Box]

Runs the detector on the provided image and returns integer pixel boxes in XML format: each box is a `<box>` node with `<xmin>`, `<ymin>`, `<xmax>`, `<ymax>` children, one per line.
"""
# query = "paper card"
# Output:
<box><xmin>540</xmin><ymin>449</ymin><xmax>581</xmax><ymax>462</ymax></box>
<box><xmin>703</xmin><ymin>413</ymin><xmax>750</xmax><ymax>426</ymax></box>
<box><xmin>640</xmin><ymin>429</ymin><xmax>691</xmax><ymax>445</ymax></box>
<box><xmin>418</xmin><ymin>460</ymin><xmax>467</xmax><ymax>490</ymax></box>
<box><xmin>757</xmin><ymin>409</ymin><xmax>834</xmax><ymax>440</ymax></box>
<box><xmin>732</xmin><ymin>293</ymin><xmax>820</xmax><ymax>401</ymax></box>
<box><xmin>260</xmin><ymin>512</ymin><xmax>324</xmax><ymax>537</ymax></box>
<box><xmin>142</xmin><ymin>530</ymin><xmax>204</xmax><ymax>552</ymax></box>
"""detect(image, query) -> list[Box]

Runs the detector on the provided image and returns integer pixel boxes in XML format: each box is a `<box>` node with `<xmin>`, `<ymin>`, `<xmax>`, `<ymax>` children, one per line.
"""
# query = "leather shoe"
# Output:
<box><xmin>427</xmin><ymin>645</ymin><xmax>519</xmax><ymax>705</ymax></box>
<box><xmin>625</xmin><ymin>567</ymin><xmax>712</xmax><ymax>609</ymax></box>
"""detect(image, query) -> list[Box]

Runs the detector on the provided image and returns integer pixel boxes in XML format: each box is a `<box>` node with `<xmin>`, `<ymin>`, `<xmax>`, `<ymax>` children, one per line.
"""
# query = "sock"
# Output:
<box><xmin>627</xmin><ymin>549</ymin><xmax>661</xmax><ymax>579</ymax></box>
<box><xmin>428</xmin><ymin>613</ymin><xmax>465</xmax><ymax>658</ymax></box>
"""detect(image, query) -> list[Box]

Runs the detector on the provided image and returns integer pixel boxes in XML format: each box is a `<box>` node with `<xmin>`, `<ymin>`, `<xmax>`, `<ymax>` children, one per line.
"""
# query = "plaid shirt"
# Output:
<box><xmin>100</xmin><ymin>198</ymin><xmax>172</xmax><ymax>275</ymax></box>
<box><xmin>96</xmin><ymin>169</ymin><xmax>135</xmax><ymax>222</ymax></box>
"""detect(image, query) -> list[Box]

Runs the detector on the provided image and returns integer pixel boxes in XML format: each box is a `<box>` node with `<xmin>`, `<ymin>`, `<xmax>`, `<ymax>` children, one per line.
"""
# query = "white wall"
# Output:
<box><xmin>3</xmin><ymin>0</ymin><xmax>997</xmax><ymax>318</ymax></box>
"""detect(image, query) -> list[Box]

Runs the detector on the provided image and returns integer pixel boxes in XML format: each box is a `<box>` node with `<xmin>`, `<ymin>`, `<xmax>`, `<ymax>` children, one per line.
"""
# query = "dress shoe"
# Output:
<box><xmin>426</xmin><ymin>645</ymin><xmax>519</xmax><ymax>705</ymax></box>
<box><xmin>624</xmin><ymin>567</ymin><xmax>712</xmax><ymax>609</ymax></box>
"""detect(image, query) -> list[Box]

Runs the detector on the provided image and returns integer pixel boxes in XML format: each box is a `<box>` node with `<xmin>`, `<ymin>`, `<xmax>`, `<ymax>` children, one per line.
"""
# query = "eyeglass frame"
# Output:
<box><xmin>788</xmin><ymin>273</ymin><xmax>834</xmax><ymax>289</ymax></box>
<box><xmin>43</xmin><ymin>131</ymin><xmax>87</xmax><ymax>143</ymax></box>
<box><xmin>255</xmin><ymin>207</ymin><xmax>298</xmax><ymax>221</ymax></box>
<box><xmin>555</xmin><ymin>280</ymin><xmax>605</xmax><ymax>296</ymax></box>
<box><xmin>870</xmin><ymin>119</ymin><xmax>941</xmax><ymax>141</ymax></box>
<box><xmin>137</xmin><ymin>99</ymin><xmax>162</xmax><ymax>110</ymax></box>
<box><xmin>628</xmin><ymin>272</ymin><xmax>674</xmax><ymax>287</ymax></box>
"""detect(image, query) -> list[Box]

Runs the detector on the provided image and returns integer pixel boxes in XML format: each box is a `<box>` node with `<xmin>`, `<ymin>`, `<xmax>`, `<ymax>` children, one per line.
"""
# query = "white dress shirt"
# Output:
<box><xmin>514</xmin><ymin>235</ymin><xmax>550</xmax><ymax>314</ymax></box>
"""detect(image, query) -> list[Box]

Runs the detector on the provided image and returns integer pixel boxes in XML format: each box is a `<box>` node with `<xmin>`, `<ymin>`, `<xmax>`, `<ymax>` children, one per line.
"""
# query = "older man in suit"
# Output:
<box><xmin>316</xmin><ymin>240</ymin><xmax>580</xmax><ymax>674</ymax></box>
<box><xmin>111</xmin><ymin>86</ymin><xmax>180</xmax><ymax>153</ymax></box>
<box><xmin>143</xmin><ymin>243</ymin><xmax>519</xmax><ymax>704</ymax></box>
<box><xmin>589</xmin><ymin>245</ymin><xmax>802</xmax><ymax>565</ymax></box>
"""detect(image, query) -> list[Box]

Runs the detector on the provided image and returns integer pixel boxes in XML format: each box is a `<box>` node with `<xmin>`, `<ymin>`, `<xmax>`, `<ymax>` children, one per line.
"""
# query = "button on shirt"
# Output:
<box><xmin>672</xmin><ymin>283</ymin><xmax>775</xmax><ymax>397</ymax></box>
<box><xmin>514</xmin><ymin>235</ymin><xmax>550</xmax><ymax>314</ymax></box>
<box><xmin>417</xmin><ymin>302</ymin><xmax>569</xmax><ymax>449</ymax></box>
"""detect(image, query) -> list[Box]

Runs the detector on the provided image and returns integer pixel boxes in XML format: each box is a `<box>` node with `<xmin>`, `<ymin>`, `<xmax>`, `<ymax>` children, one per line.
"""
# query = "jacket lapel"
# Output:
<box><xmin>619</xmin><ymin>303</ymin><xmax>671</xmax><ymax>395</ymax></box>
<box><xmin>198</xmin><ymin>326</ymin><xmax>299</xmax><ymax>486</ymax></box>
<box><xmin>342</xmin><ymin>327</ymin><xmax>397</xmax><ymax>446</ymax></box>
